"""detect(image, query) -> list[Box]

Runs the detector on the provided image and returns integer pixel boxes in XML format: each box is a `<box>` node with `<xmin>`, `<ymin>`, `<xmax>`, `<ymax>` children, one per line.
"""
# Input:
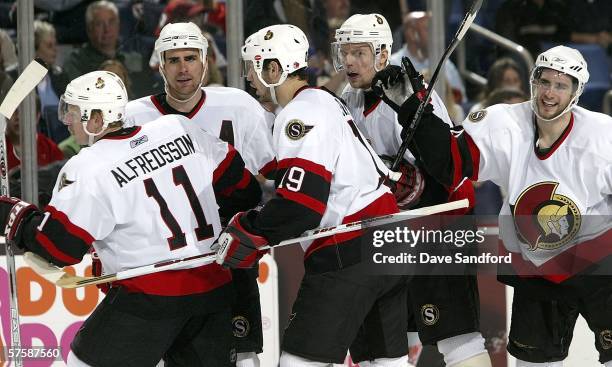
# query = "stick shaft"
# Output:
<box><xmin>56</xmin><ymin>199</ymin><xmax>469</xmax><ymax>288</ymax></box>
<box><xmin>391</xmin><ymin>0</ymin><xmax>483</xmax><ymax>171</ymax></box>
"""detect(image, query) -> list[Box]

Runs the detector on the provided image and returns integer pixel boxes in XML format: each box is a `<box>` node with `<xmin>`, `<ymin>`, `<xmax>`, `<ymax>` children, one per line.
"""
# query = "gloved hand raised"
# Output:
<box><xmin>371</xmin><ymin>56</ymin><xmax>427</xmax><ymax>112</ymax></box>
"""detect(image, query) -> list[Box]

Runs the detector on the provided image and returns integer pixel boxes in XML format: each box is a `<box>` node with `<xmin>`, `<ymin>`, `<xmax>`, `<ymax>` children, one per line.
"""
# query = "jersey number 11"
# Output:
<box><xmin>144</xmin><ymin>165</ymin><xmax>214</xmax><ymax>250</ymax></box>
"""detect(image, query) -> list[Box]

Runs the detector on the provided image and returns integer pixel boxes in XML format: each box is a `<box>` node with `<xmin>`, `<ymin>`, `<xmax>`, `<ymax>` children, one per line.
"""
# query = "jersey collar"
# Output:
<box><xmin>150</xmin><ymin>90</ymin><xmax>206</xmax><ymax>119</ymax></box>
<box><xmin>533</xmin><ymin>112</ymin><xmax>574</xmax><ymax>160</ymax></box>
<box><xmin>99</xmin><ymin>126</ymin><xmax>142</xmax><ymax>141</ymax></box>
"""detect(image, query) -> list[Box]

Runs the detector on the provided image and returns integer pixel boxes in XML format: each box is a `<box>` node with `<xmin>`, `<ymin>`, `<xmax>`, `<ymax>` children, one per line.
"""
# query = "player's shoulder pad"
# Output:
<box><xmin>464</xmin><ymin>102</ymin><xmax>529</xmax><ymax>133</ymax></box>
<box><xmin>125</xmin><ymin>95</ymin><xmax>157</xmax><ymax>115</ymax></box>
<box><xmin>53</xmin><ymin>152</ymin><xmax>88</xmax><ymax>194</ymax></box>
<box><xmin>571</xmin><ymin>105</ymin><xmax>612</xmax><ymax>145</ymax></box>
<box><xmin>204</xmin><ymin>86</ymin><xmax>263</xmax><ymax>109</ymax></box>
<box><xmin>124</xmin><ymin>95</ymin><xmax>158</xmax><ymax>125</ymax></box>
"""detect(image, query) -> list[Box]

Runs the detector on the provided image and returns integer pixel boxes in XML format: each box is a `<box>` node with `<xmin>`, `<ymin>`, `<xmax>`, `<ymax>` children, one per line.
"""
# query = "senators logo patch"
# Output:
<box><xmin>512</xmin><ymin>182</ymin><xmax>581</xmax><ymax>251</ymax></box>
<box><xmin>58</xmin><ymin>173</ymin><xmax>75</xmax><ymax>191</ymax></box>
<box><xmin>232</xmin><ymin>316</ymin><xmax>250</xmax><ymax>338</ymax></box>
<box><xmin>468</xmin><ymin>110</ymin><xmax>487</xmax><ymax>122</ymax></box>
<box><xmin>375</xmin><ymin>15</ymin><xmax>384</xmax><ymax>24</ymax></box>
<box><xmin>599</xmin><ymin>330</ymin><xmax>612</xmax><ymax>350</ymax></box>
<box><xmin>264</xmin><ymin>30</ymin><xmax>273</xmax><ymax>40</ymax></box>
<box><xmin>421</xmin><ymin>304</ymin><xmax>439</xmax><ymax>326</ymax></box>
<box><xmin>285</xmin><ymin>119</ymin><xmax>314</xmax><ymax>140</ymax></box>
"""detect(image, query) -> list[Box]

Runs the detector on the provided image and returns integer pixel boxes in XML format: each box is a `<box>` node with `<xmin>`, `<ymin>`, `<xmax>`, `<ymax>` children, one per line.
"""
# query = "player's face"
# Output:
<box><xmin>341</xmin><ymin>43</ymin><xmax>377</xmax><ymax>89</ymax></box>
<box><xmin>532</xmin><ymin>69</ymin><xmax>574</xmax><ymax>121</ymax></box>
<box><xmin>245</xmin><ymin>61</ymin><xmax>272</xmax><ymax>102</ymax></box>
<box><xmin>162</xmin><ymin>48</ymin><xmax>206</xmax><ymax>99</ymax></box>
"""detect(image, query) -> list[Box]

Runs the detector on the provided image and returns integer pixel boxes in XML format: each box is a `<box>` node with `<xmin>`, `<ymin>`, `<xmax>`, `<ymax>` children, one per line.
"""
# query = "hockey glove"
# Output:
<box><xmin>371</xmin><ymin>64</ymin><xmax>408</xmax><ymax>112</ymax></box>
<box><xmin>400</xmin><ymin>56</ymin><xmax>427</xmax><ymax>101</ymax></box>
<box><xmin>397</xmin><ymin>93</ymin><xmax>434</xmax><ymax>131</ymax></box>
<box><xmin>0</xmin><ymin>196</ymin><xmax>37</xmax><ymax>248</ymax></box>
<box><xmin>215</xmin><ymin>211</ymin><xmax>268</xmax><ymax>269</ymax></box>
<box><xmin>380</xmin><ymin>155</ymin><xmax>425</xmax><ymax>209</ymax></box>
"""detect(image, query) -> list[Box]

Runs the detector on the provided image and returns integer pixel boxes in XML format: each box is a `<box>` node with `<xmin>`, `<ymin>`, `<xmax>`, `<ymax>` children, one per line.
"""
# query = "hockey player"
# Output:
<box><xmin>334</xmin><ymin>13</ymin><xmax>492</xmax><ymax>367</ymax></box>
<box><xmin>216</xmin><ymin>24</ymin><xmax>411</xmax><ymax>367</ymax></box>
<box><xmin>124</xmin><ymin>22</ymin><xmax>275</xmax><ymax>367</ymax></box>
<box><xmin>397</xmin><ymin>45</ymin><xmax>612</xmax><ymax>366</ymax></box>
<box><xmin>0</xmin><ymin>71</ymin><xmax>262</xmax><ymax>366</ymax></box>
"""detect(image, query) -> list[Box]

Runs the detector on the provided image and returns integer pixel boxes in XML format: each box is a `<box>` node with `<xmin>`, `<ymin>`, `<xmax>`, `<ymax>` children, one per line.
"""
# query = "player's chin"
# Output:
<box><xmin>347</xmin><ymin>77</ymin><xmax>365</xmax><ymax>89</ymax></box>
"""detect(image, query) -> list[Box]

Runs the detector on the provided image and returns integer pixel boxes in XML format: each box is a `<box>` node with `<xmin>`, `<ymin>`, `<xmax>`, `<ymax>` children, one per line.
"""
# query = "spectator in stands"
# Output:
<box><xmin>0</xmin><ymin>41</ymin><xmax>14</xmax><ymax>103</ymax></box>
<box><xmin>62</xmin><ymin>0</ymin><xmax>156</xmax><ymax>98</ymax></box>
<box><xmin>5</xmin><ymin>97</ymin><xmax>64</xmax><ymax>173</ymax></box>
<box><xmin>0</xmin><ymin>29</ymin><xmax>18</xmax><ymax>78</ymax></box>
<box><xmin>483</xmin><ymin>87</ymin><xmax>528</xmax><ymax>108</ymax></box>
<box><xmin>323</xmin><ymin>0</ymin><xmax>351</xmax><ymax>22</ymax></box>
<box><xmin>568</xmin><ymin>0</ymin><xmax>611</xmax><ymax>53</ymax></box>
<box><xmin>34</xmin><ymin>20</ymin><xmax>69</xmax><ymax>110</ymax></box>
<box><xmin>202</xmin><ymin>32</ymin><xmax>225</xmax><ymax>86</ymax></box>
<box><xmin>470</xmin><ymin>57</ymin><xmax>526</xmax><ymax>113</ymax></box>
<box><xmin>390</xmin><ymin>11</ymin><xmax>466</xmax><ymax>103</ymax></box>
<box><xmin>495</xmin><ymin>0</ymin><xmax>571</xmax><ymax>57</ymax></box>
<box><xmin>99</xmin><ymin>59</ymin><xmax>133</xmax><ymax>98</ymax></box>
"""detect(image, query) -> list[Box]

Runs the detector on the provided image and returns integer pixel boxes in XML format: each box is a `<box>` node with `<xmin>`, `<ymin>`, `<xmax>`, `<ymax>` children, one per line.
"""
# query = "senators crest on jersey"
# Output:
<box><xmin>58</xmin><ymin>173</ymin><xmax>75</xmax><ymax>191</ymax></box>
<box><xmin>285</xmin><ymin>119</ymin><xmax>314</xmax><ymax>140</ymax></box>
<box><xmin>468</xmin><ymin>110</ymin><xmax>487</xmax><ymax>123</ymax></box>
<box><xmin>512</xmin><ymin>182</ymin><xmax>581</xmax><ymax>251</ymax></box>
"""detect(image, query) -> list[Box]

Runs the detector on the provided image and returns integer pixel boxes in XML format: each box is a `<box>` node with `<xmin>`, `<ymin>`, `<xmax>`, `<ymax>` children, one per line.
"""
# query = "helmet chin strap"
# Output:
<box><xmin>261</xmin><ymin>71</ymin><xmax>287</xmax><ymax>106</ymax></box>
<box><xmin>82</xmin><ymin>119</ymin><xmax>109</xmax><ymax>146</ymax></box>
<box><xmin>269</xmin><ymin>85</ymin><xmax>278</xmax><ymax>104</ymax></box>
<box><xmin>530</xmin><ymin>91</ymin><xmax>577</xmax><ymax>122</ymax></box>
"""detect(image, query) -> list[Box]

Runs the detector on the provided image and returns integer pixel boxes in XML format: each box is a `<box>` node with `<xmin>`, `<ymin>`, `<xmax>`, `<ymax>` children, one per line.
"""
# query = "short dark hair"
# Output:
<box><xmin>262</xmin><ymin>59</ymin><xmax>308</xmax><ymax>81</ymax></box>
<box><xmin>483</xmin><ymin>87</ymin><xmax>527</xmax><ymax>108</ymax></box>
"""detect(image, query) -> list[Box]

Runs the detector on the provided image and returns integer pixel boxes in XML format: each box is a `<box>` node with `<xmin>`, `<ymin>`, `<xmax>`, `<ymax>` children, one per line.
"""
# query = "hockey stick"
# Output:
<box><xmin>0</xmin><ymin>60</ymin><xmax>48</xmax><ymax>367</ymax></box>
<box><xmin>40</xmin><ymin>198</ymin><xmax>469</xmax><ymax>288</ymax></box>
<box><xmin>391</xmin><ymin>0</ymin><xmax>482</xmax><ymax>171</ymax></box>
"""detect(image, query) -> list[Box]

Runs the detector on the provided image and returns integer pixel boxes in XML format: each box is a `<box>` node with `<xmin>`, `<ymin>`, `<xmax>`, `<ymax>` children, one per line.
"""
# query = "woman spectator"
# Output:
<box><xmin>34</xmin><ymin>20</ymin><xmax>70</xmax><ymax>110</ymax></box>
<box><xmin>469</xmin><ymin>57</ymin><xmax>525</xmax><ymax>113</ymax></box>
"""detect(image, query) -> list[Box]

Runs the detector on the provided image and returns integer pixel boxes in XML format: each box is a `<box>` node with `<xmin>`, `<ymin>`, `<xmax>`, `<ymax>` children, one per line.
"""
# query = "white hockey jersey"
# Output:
<box><xmin>253</xmin><ymin>87</ymin><xmax>397</xmax><ymax>262</ymax></box>
<box><xmin>341</xmin><ymin>84</ymin><xmax>453</xmax><ymax>162</ymax></box>
<box><xmin>463</xmin><ymin>102</ymin><xmax>612</xmax><ymax>280</ymax></box>
<box><xmin>125</xmin><ymin>87</ymin><xmax>277</xmax><ymax>178</ymax></box>
<box><xmin>32</xmin><ymin>115</ymin><xmax>260</xmax><ymax>295</ymax></box>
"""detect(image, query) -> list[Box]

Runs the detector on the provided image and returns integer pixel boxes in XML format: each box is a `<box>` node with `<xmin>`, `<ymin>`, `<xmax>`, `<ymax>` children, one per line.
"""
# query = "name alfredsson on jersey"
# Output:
<box><xmin>110</xmin><ymin>134</ymin><xmax>196</xmax><ymax>188</ymax></box>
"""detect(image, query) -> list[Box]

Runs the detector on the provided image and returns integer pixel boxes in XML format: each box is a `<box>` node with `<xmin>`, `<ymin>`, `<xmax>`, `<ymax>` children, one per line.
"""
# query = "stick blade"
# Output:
<box><xmin>23</xmin><ymin>252</ymin><xmax>66</xmax><ymax>283</ymax></box>
<box><xmin>0</xmin><ymin>60</ymin><xmax>48</xmax><ymax>119</ymax></box>
<box><xmin>456</xmin><ymin>0</ymin><xmax>483</xmax><ymax>40</ymax></box>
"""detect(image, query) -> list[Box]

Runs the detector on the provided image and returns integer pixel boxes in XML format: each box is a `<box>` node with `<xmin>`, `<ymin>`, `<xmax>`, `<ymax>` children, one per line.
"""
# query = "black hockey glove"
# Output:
<box><xmin>397</xmin><ymin>93</ymin><xmax>434</xmax><ymax>131</ymax></box>
<box><xmin>215</xmin><ymin>211</ymin><xmax>269</xmax><ymax>269</ymax></box>
<box><xmin>0</xmin><ymin>196</ymin><xmax>37</xmax><ymax>248</ymax></box>
<box><xmin>380</xmin><ymin>155</ymin><xmax>425</xmax><ymax>210</ymax></box>
<box><xmin>371</xmin><ymin>64</ymin><xmax>406</xmax><ymax>112</ymax></box>
<box><xmin>400</xmin><ymin>56</ymin><xmax>427</xmax><ymax>101</ymax></box>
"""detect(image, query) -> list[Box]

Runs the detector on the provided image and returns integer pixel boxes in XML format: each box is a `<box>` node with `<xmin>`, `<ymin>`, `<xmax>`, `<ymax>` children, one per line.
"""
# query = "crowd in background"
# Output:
<box><xmin>0</xmin><ymin>0</ymin><xmax>609</xmax><ymax>211</ymax></box>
